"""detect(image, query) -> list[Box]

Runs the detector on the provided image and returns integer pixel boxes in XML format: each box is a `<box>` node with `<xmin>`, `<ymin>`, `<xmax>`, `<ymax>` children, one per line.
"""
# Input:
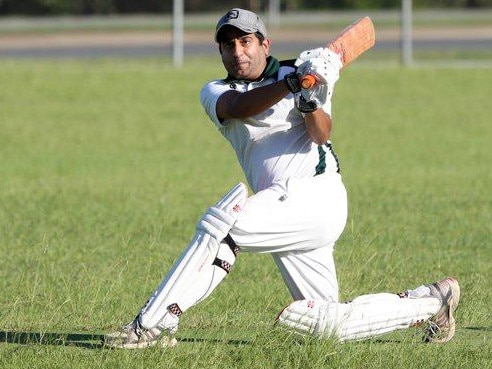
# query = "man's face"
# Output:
<box><xmin>218</xmin><ymin>27</ymin><xmax>270</xmax><ymax>81</ymax></box>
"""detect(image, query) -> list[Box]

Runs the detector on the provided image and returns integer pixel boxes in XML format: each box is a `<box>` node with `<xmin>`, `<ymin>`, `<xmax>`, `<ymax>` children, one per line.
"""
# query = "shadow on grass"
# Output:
<box><xmin>178</xmin><ymin>337</ymin><xmax>252</xmax><ymax>345</ymax></box>
<box><xmin>0</xmin><ymin>330</ymin><xmax>252</xmax><ymax>349</ymax></box>
<box><xmin>463</xmin><ymin>326</ymin><xmax>492</xmax><ymax>331</ymax></box>
<box><xmin>0</xmin><ymin>330</ymin><xmax>105</xmax><ymax>349</ymax></box>
<box><xmin>3</xmin><ymin>327</ymin><xmax>485</xmax><ymax>349</ymax></box>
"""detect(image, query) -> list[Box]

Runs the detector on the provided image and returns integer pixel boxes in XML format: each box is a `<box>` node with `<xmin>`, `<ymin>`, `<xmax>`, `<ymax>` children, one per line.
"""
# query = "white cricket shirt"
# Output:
<box><xmin>200</xmin><ymin>63</ymin><xmax>339</xmax><ymax>194</ymax></box>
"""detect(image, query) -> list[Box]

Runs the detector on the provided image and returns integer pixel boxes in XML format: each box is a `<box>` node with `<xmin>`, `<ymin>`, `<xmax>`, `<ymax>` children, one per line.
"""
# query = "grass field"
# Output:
<box><xmin>0</xmin><ymin>58</ymin><xmax>490</xmax><ymax>368</ymax></box>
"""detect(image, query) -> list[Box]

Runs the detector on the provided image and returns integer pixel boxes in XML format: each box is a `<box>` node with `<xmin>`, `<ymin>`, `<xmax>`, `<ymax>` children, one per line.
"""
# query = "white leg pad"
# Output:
<box><xmin>138</xmin><ymin>182</ymin><xmax>248</xmax><ymax>330</ymax></box>
<box><xmin>276</xmin><ymin>293</ymin><xmax>441</xmax><ymax>341</ymax></box>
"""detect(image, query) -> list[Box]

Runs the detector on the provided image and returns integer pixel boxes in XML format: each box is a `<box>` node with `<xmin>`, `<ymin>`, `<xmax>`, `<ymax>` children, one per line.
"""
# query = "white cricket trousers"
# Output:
<box><xmin>230</xmin><ymin>172</ymin><xmax>347</xmax><ymax>302</ymax></box>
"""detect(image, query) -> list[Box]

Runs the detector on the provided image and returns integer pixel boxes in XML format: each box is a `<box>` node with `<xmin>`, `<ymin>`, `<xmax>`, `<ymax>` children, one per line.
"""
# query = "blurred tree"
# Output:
<box><xmin>41</xmin><ymin>0</ymin><xmax>116</xmax><ymax>14</ymax></box>
<box><xmin>1</xmin><ymin>0</ymin><xmax>491</xmax><ymax>15</ymax></box>
<box><xmin>0</xmin><ymin>0</ymin><xmax>51</xmax><ymax>14</ymax></box>
<box><xmin>114</xmin><ymin>0</ymin><xmax>170</xmax><ymax>13</ymax></box>
<box><xmin>414</xmin><ymin>0</ymin><xmax>491</xmax><ymax>6</ymax></box>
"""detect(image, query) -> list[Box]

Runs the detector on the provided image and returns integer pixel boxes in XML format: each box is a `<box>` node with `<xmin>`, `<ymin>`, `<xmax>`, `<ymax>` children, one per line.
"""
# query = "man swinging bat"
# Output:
<box><xmin>105</xmin><ymin>8</ymin><xmax>460</xmax><ymax>349</ymax></box>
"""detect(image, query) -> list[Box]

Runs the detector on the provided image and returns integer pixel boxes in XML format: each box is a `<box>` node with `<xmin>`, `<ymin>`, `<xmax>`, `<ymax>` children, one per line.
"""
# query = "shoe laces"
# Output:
<box><xmin>426</xmin><ymin>321</ymin><xmax>440</xmax><ymax>336</ymax></box>
<box><xmin>121</xmin><ymin>316</ymin><xmax>145</xmax><ymax>339</ymax></box>
<box><xmin>424</xmin><ymin>320</ymin><xmax>443</xmax><ymax>342</ymax></box>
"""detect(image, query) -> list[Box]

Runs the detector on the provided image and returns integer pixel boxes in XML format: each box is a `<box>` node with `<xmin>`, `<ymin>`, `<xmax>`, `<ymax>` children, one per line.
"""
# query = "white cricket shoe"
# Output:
<box><xmin>424</xmin><ymin>277</ymin><xmax>460</xmax><ymax>343</ymax></box>
<box><xmin>104</xmin><ymin>318</ymin><xmax>178</xmax><ymax>349</ymax></box>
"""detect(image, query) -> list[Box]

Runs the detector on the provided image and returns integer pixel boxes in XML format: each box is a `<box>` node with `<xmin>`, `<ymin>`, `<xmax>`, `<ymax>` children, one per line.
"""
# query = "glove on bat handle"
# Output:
<box><xmin>301</xmin><ymin>74</ymin><xmax>317</xmax><ymax>89</ymax></box>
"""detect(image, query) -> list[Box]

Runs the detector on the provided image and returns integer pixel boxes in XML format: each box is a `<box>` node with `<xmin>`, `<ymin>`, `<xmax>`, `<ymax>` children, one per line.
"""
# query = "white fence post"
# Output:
<box><xmin>268</xmin><ymin>0</ymin><xmax>281</xmax><ymax>29</ymax></box>
<box><xmin>173</xmin><ymin>0</ymin><xmax>184</xmax><ymax>68</ymax></box>
<box><xmin>401</xmin><ymin>0</ymin><xmax>413</xmax><ymax>66</ymax></box>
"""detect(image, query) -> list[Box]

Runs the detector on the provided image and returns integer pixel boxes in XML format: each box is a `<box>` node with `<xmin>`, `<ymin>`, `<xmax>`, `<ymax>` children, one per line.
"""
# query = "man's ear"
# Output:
<box><xmin>262</xmin><ymin>38</ymin><xmax>271</xmax><ymax>56</ymax></box>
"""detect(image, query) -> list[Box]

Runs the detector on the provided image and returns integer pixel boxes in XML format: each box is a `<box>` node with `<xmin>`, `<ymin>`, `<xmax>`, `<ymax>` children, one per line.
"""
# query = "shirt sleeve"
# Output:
<box><xmin>199</xmin><ymin>80</ymin><xmax>232</xmax><ymax>129</ymax></box>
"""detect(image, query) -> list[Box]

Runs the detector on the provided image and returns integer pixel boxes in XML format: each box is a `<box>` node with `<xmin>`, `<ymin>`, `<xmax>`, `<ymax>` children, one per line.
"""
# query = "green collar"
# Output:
<box><xmin>262</xmin><ymin>56</ymin><xmax>281</xmax><ymax>79</ymax></box>
<box><xmin>224</xmin><ymin>56</ymin><xmax>280</xmax><ymax>84</ymax></box>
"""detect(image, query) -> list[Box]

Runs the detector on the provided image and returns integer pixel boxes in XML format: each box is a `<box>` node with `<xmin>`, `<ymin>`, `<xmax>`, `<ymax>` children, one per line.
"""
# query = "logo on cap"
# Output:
<box><xmin>226</xmin><ymin>9</ymin><xmax>239</xmax><ymax>20</ymax></box>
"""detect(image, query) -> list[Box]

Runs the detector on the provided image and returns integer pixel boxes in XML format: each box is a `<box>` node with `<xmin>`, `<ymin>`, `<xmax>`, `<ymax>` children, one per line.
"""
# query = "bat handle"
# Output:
<box><xmin>300</xmin><ymin>74</ymin><xmax>316</xmax><ymax>89</ymax></box>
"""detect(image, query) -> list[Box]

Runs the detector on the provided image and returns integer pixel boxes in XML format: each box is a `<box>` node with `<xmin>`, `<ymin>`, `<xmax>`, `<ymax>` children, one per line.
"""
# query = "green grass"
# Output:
<box><xmin>0</xmin><ymin>58</ymin><xmax>490</xmax><ymax>368</ymax></box>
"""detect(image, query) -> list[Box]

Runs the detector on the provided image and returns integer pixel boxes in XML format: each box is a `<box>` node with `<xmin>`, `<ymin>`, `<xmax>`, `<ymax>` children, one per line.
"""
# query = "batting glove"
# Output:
<box><xmin>295</xmin><ymin>86</ymin><xmax>333</xmax><ymax>115</ymax></box>
<box><xmin>297</xmin><ymin>57</ymin><xmax>340</xmax><ymax>90</ymax></box>
<box><xmin>295</xmin><ymin>47</ymin><xmax>343</xmax><ymax>70</ymax></box>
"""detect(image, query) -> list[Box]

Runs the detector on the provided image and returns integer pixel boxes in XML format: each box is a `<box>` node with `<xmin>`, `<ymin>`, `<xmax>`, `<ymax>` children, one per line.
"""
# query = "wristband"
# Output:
<box><xmin>297</xmin><ymin>95</ymin><xmax>318</xmax><ymax>113</ymax></box>
<box><xmin>284</xmin><ymin>72</ymin><xmax>301</xmax><ymax>94</ymax></box>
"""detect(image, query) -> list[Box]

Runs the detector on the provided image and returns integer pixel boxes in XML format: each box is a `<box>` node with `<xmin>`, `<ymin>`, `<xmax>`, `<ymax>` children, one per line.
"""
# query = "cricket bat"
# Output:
<box><xmin>301</xmin><ymin>16</ymin><xmax>376</xmax><ymax>89</ymax></box>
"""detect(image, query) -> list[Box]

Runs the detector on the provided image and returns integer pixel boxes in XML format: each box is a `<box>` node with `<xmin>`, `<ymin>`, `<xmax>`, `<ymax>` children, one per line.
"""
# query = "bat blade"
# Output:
<box><xmin>328</xmin><ymin>16</ymin><xmax>376</xmax><ymax>67</ymax></box>
<box><xmin>300</xmin><ymin>16</ymin><xmax>375</xmax><ymax>89</ymax></box>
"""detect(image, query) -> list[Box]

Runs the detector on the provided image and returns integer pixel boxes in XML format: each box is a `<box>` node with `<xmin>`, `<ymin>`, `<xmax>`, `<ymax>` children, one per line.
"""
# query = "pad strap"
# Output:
<box><xmin>224</xmin><ymin>234</ymin><xmax>240</xmax><ymax>256</ymax></box>
<box><xmin>167</xmin><ymin>303</ymin><xmax>183</xmax><ymax>317</ymax></box>
<box><xmin>213</xmin><ymin>258</ymin><xmax>232</xmax><ymax>273</ymax></box>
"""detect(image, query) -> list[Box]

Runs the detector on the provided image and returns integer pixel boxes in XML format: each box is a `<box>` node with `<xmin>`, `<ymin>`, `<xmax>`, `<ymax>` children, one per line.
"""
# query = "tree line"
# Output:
<box><xmin>0</xmin><ymin>0</ymin><xmax>490</xmax><ymax>15</ymax></box>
